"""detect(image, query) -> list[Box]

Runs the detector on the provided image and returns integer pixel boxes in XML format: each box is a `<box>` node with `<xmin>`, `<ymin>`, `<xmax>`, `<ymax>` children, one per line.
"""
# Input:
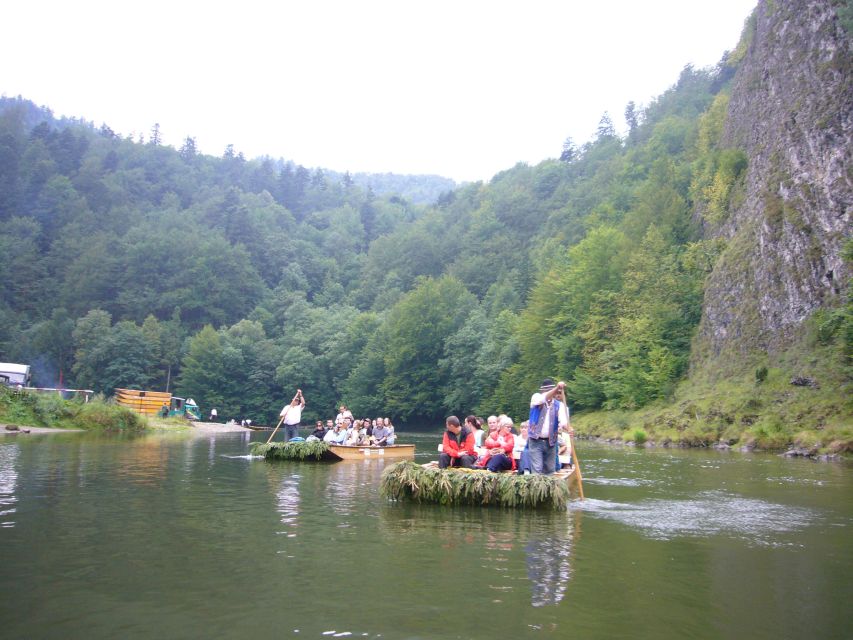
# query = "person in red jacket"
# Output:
<box><xmin>439</xmin><ymin>415</ymin><xmax>477</xmax><ymax>469</ymax></box>
<box><xmin>479</xmin><ymin>415</ymin><xmax>516</xmax><ymax>472</ymax></box>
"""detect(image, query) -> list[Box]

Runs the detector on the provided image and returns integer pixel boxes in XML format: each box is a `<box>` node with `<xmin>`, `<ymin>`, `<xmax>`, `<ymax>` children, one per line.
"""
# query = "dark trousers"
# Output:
<box><xmin>439</xmin><ymin>453</ymin><xmax>477</xmax><ymax>469</ymax></box>
<box><xmin>486</xmin><ymin>453</ymin><xmax>512</xmax><ymax>472</ymax></box>
<box><xmin>528</xmin><ymin>437</ymin><xmax>557</xmax><ymax>474</ymax></box>
<box><xmin>284</xmin><ymin>423</ymin><xmax>300</xmax><ymax>441</ymax></box>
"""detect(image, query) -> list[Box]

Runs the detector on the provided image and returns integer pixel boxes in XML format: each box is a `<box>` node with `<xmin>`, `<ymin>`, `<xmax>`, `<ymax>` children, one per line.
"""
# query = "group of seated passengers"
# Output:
<box><xmin>439</xmin><ymin>414</ymin><xmax>571</xmax><ymax>473</ymax></box>
<box><xmin>306</xmin><ymin>415</ymin><xmax>396</xmax><ymax>446</ymax></box>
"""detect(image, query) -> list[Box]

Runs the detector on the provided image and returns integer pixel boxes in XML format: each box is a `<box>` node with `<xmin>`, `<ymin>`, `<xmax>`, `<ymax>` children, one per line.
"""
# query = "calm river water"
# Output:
<box><xmin>0</xmin><ymin>430</ymin><xmax>850</xmax><ymax>639</ymax></box>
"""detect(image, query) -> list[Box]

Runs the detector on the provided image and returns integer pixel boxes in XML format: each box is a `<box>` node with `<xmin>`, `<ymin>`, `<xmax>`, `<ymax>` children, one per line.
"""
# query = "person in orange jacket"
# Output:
<box><xmin>439</xmin><ymin>415</ymin><xmax>477</xmax><ymax>469</ymax></box>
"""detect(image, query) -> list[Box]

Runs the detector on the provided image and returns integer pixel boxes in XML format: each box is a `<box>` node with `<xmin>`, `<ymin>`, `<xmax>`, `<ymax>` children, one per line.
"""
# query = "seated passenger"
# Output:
<box><xmin>558</xmin><ymin>425</ymin><xmax>573</xmax><ymax>468</ymax></box>
<box><xmin>438</xmin><ymin>415</ymin><xmax>477</xmax><ymax>469</ymax></box>
<box><xmin>480</xmin><ymin>415</ymin><xmax>515</xmax><ymax>472</ymax></box>
<box><xmin>383</xmin><ymin>418</ymin><xmax>396</xmax><ymax>445</ymax></box>
<box><xmin>372</xmin><ymin>422</ymin><xmax>390</xmax><ymax>446</ymax></box>
<box><xmin>309</xmin><ymin>421</ymin><xmax>326</xmax><ymax>440</ymax></box>
<box><xmin>345</xmin><ymin>427</ymin><xmax>363</xmax><ymax>446</ymax></box>
<box><xmin>515</xmin><ymin>421</ymin><xmax>532</xmax><ymax>474</ymax></box>
<box><xmin>466</xmin><ymin>415</ymin><xmax>484</xmax><ymax>448</ymax></box>
<box><xmin>513</xmin><ymin>422</ymin><xmax>529</xmax><ymax>455</ymax></box>
<box><xmin>323</xmin><ymin>425</ymin><xmax>340</xmax><ymax>443</ymax></box>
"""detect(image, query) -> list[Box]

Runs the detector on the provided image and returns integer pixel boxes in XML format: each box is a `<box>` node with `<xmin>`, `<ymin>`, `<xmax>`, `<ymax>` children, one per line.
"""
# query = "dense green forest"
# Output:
<box><xmin>0</xmin><ymin>26</ymin><xmax>849</xmax><ymax>444</ymax></box>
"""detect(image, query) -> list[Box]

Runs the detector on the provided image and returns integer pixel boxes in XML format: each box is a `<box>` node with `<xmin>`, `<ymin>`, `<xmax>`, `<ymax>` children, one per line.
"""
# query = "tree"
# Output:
<box><xmin>97</xmin><ymin>321</ymin><xmax>156</xmax><ymax>392</ymax></box>
<box><xmin>596</xmin><ymin>111</ymin><xmax>616</xmax><ymax>141</ymax></box>
<box><xmin>149</xmin><ymin>123</ymin><xmax>162</xmax><ymax>146</ymax></box>
<box><xmin>72</xmin><ymin>314</ymin><xmax>155</xmax><ymax>393</ymax></box>
<box><xmin>380</xmin><ymin>276</ymin><xmax>476</xmax><ymax>421</ymax></box>
<box><xmin>22</xmin><ymin>307</ymin><xmax>75</xmax><ymax>387</ymax></box>
<box><xmin>0</xmin><ymin>132</ymin><xmax>20</xmax><ymax>219</ymax></box>
<box><xmin>625</xmin><ymin>101</ymin><xmax>639</xmax><ymax>137</ymax></box>
<box><xmin>179</xmin><ymin>136</ymin><xmax>197</xmax><ymax>160</ymax></box>
<box><xmin>559</xmin><ymin>136</ymin><xmax>576</xmax><ymax>162</ymax></box>
<box><xmin>178</xmin><ymin>325</ymin><xmax>226</xmax><ymax>411</ymax></box>
<box><xmin>0</xmin><ymin>217</ymin><xmax>46</xmax><ymax>315</ymax></box>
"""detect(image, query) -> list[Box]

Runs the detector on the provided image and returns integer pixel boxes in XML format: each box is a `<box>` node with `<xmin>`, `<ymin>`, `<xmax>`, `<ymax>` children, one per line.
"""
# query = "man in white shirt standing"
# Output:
<box><xmin>527</xmin><ymin>378</ymin><xmax>570</xmax><ymax>474</ymax></box>
<box><xmin>280</xmin><ymin>389</ymin><xmax>305</xmax><ymax>442</ymax></box>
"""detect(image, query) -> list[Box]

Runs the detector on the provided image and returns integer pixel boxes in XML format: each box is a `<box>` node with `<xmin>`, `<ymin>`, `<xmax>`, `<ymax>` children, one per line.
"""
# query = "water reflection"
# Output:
<box><xmin>324</xmin><ymin>461</ymin><xmax>384</xmax><ymax>524</ymax></box>
<box><xmin>380</xmin><ymin>503</ymin><xmax>582</xmax><ymax>608</ymax></box>
<box><xmin>274</xmin><ymin>473</ymin><xmax>302</xmax><ymax>536</ymax></box>
<box><xmin>0</xmin><ymin>445</ymin><xmax>18</xmax><ymax>528</ymax></box>
<box><xmin>525</xmin><ymin>513</ymin><xmax>580</xmax><ymax>607</ymax></box>
<box><xmin>110</xmin><ymin>437</ymin><xmax>170</xmax><ymax>487</ymax></box>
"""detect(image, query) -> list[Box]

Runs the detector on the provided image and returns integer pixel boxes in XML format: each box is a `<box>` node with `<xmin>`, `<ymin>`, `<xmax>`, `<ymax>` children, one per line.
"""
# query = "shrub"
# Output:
<box><xmin>631</xmin><ymin>428</ymin><xmax>648</xmax><ymax>445</ymax></box>
<box><xmin>73</xmin><ymin>402</ymin><xmax>145</xmax><ymax>431</ymax></box>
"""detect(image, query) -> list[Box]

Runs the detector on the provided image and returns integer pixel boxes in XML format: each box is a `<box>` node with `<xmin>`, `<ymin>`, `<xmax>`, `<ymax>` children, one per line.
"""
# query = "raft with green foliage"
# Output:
<box><xmin>250</xmin><ymin>440</ymin><xmax>336</xmax><ymax>461</ymax></box>
<box><xmin>380</xmin><ymin>460</ymin><xmax>578</xmax><ymax>510</ymax></box>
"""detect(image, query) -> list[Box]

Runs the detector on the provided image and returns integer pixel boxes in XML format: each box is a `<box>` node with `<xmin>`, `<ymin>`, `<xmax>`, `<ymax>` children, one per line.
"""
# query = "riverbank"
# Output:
<box><xmin>1</xmin><ymin>424</ymin><xmax>84</xmax><ymax>435</ymax></box>
<box><xmin>1</xmin><ymin>418</ymin><xmax>256</xmax><ymax>436</ymax></box>
<box><xmin>0</xmin><ymin>388</ymin><xmax>145</xmax><ymax>432</ymax></box>
<box><xmin>573</xmin><ymin>353</ymin><xmax>852</xmax><ymax>458</ymax></box>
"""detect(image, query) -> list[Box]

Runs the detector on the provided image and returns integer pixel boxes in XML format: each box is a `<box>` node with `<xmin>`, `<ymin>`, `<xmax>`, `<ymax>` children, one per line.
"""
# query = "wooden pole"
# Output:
<box><xmin>265</xmin><ymin>412</ymin><xmax>287</xmax><ymax>444</ymax></box>
<box><xmin>562</xmin><ymin>387</ymin><xmax>584</xmax><ymax>500</ymax></box>
<box><xmin>569</xmin><ymin>432</ymin><xmax>584</xmax><ymax>500</ymax></box>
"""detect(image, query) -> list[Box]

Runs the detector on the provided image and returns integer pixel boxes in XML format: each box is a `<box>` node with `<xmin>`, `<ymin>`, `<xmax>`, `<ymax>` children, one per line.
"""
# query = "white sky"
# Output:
<box><xmin>2</xmin><ymin>0</ymin><xmax>756</xmax><ymax>183</ymax></box>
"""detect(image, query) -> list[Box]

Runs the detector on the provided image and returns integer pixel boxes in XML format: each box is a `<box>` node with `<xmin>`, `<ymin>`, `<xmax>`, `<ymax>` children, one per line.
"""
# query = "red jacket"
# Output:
<box><xmin>442</xmin><ymin>428</ymin><xmax>476</xmax><ymax>458</ymax></box>
<box><xmin>481</xmin><ymin>432</ymin><xmax>516</xmax><ymax>470</ymax></box>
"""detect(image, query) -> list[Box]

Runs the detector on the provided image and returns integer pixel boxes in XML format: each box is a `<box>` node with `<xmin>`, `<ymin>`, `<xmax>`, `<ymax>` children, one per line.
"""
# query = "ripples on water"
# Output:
<box><xmin>577</xmin><ymin>490</ymin><xmax>817</xmax><ymax>545</ymax></box>
<box><xmin>0</xmin><ymin>445</ymin><xmax>17</xmax><ymax>527</ymax></box>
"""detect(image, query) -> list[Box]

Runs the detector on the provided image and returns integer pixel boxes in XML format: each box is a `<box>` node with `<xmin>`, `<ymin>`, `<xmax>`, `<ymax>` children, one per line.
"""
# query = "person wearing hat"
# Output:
<box><xmin>527</xmin><ymin>378</ymin><xmax>570</xmax><ymax>474</ymax></box>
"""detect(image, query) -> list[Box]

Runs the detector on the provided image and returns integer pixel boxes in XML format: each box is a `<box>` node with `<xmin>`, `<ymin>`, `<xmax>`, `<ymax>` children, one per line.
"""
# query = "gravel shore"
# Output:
<box><xmin>1</xmin><ymin>421</ymin><xmax>255</xmax><ymax>435</ymax></box>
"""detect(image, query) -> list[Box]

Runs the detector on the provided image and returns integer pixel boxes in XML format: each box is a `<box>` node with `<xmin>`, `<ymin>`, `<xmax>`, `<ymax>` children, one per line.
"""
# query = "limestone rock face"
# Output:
<box><xmin>697</xmin><ymin>0</ymin><xmax>851</xmax><ymax>356</ymax></box>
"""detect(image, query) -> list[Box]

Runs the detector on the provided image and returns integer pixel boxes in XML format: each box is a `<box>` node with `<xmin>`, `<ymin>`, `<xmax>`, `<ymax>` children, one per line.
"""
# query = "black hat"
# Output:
<box><xmin>539</xmin><ymin>378</ymin><xmax>556</xmax><ymax>392</ymax></box>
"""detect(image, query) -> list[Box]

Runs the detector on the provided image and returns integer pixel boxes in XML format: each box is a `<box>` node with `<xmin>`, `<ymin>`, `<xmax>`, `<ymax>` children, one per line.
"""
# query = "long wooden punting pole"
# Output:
<box><xmin>563</xmin><ymin>387</ymin><xmax>584</xmax><ymax>500</ymax></box>
<box><xmin>569</xmin><ymin>433</ymin><xmax>584</xmax><ymax>500</ymax></box>
<box><xmin>265</xmin><ymin>412</ymin><xmax>287</xmax><ymax>444</ymax></box>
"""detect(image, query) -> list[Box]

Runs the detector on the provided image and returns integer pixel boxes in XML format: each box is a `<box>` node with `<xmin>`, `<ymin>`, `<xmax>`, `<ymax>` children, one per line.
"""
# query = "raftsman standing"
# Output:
<box><xmin>527</xmin><ymin>378</ymin><xmax>569</xmax><ymax>474</ymax></box>
<box><xmin>281</xmin><ymin>389</ymin><xmax>305</xmax><ymax>441</ymax></box>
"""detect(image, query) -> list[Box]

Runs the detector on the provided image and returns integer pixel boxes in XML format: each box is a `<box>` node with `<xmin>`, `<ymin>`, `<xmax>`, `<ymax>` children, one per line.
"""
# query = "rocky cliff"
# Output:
<box><xmin>697</xmin><ymin>0</ymin><xmax>851</xmax><ymax>359</ymax></box>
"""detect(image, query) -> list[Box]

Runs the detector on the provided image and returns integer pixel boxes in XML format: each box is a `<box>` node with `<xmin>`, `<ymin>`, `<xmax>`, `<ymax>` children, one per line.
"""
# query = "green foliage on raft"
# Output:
<box><xmin>250</xmin><ymin>440</ymin><xmax>331</xmax><ymax>460</ymax></box>
<box><xmin>380</xmin><ymin>460</ymin><xmax>572</xmax><ymax>510</ymax></box>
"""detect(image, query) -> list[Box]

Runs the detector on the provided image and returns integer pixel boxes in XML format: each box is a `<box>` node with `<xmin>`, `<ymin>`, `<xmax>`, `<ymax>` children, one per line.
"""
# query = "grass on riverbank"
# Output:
<box><xmin>0</xmin><ymin>387</ymin><xmax>146</xmax><ymax>431</ymax></box>
<box><xmin>574</xmin><ymin>328</ymin><xmax>852</xmax><ymax>456</ymax></box>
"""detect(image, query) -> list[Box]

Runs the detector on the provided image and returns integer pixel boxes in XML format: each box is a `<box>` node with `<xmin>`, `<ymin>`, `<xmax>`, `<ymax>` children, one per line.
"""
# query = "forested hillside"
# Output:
<box><xmin>1</xmin><ymin>0</ymin><xmax>849</xmax><ymax>448</ymax></box>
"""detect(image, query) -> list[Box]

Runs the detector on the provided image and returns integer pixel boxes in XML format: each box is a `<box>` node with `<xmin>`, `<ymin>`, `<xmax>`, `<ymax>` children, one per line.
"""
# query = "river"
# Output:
<box><xmin>0</xmin><ymin>430</ymin><xmax>850</xmax><ymax>639</ymax></box>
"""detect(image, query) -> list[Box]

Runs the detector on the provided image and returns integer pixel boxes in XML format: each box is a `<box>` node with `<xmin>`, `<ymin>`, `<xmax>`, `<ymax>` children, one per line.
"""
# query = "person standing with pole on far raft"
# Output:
<box><xmin>528</xmin><ymin>378</ymin><xmax>570</xmax><ymax>474</ymax></box>
<box><xmin>281</xmin><ymin>389</ymin><xmax>305</xmax><ymax>442</ymax></box>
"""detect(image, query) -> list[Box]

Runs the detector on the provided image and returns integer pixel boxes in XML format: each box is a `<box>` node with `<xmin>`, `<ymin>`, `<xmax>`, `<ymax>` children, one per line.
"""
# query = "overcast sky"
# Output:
<box><xmin>2</xmin><ymin>0</ymin><xmax>756</xmax><ymax>183</ymax></box>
